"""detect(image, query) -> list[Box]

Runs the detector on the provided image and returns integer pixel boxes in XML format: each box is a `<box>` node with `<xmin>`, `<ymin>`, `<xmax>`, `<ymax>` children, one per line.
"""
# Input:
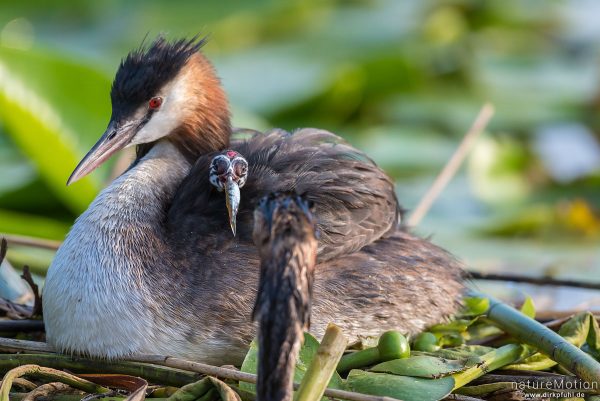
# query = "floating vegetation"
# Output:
<box><xmin>1</xmin><ymin>236</ymin><xmax>599</xmax><ymax>401</ymax></box>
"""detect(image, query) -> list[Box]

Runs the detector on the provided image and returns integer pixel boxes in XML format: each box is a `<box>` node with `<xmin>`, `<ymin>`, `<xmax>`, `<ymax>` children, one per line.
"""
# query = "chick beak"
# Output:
<box><xmin>224</xmin><ymin>175</ymin><xmax>241</xmax><ymax>236</ymax></box>
<box><xmin>67</xmin><ymin>119</ymin><xmax>137</xmax><ymax>185</ymax></box>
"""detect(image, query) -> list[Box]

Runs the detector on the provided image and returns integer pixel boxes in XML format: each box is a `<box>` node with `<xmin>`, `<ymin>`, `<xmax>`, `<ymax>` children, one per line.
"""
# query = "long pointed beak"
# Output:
<box><xmin>67</xmin><ymin>120</ymin><xmax>137</xmax><ymax>185</ymax></box>
<box><xmin>224</xmin><ymin>175</ymin><xmax>241</xmax><ymax>236</ymax></box>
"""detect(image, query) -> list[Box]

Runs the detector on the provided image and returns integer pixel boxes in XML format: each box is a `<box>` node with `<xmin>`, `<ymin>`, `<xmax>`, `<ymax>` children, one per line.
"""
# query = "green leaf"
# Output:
<box><xmin>371</xmin><ymin>355</ymin><xmax>469</xmax><ymax>378</ymax></box>
<box><xmin>0</xmin><ymin>46</ymin><xmax>110</xmax><ymax>214</ymax></box>
<box><xmin>559</xmin><ymin>312</ymin><xmax>593</xmax><ymax>347</ymax></box>
<box><xmin>463</xmin><ymin>297</ymin><xmax>490</xmax><ymax>316</ymax></box>
<box><xmin>346</xmin><ymin>370</ymin><xmax>454</xmax><ymax>401</ymax></box>
<box><xmin>239</xmin><ymin>333</ymin><xmax>344</xmax><ymax>394</ymax></box>
<box><xmin>5</xmin><ymin>246</ymin><xmax>55</xmax><ymax>276</ymax></box>
<box><xmin>168</xmin><ymin>378</ymin><xmax>213</xmax><ymax>401</ymax></box>
<box><xmin>207</xmin><ymin>377</ymin><xmax>241</xmax><ymax>401</ymax></box>
<box><xmin>520</xmin><ymin>296</ymin><xmax>536</xmax><ymax>319</ymax></box>
<box><xmin>0</xmin><ymin>209</ymin><xmax>70</xmax><ymax>240</ymax></box>
<box><xmin>167</xmin><ymin>377</ymin><xmax>240</xmax><ymax>401</ymax></box>
<box><xmin>467</xmin><ymin>321</ymin><xmax>504</xmax><ymax>341</ymax></box>
<box><xmin>502</xmin><ymin>351</ymin><xmax>555</xmax><ymax>371</ymax></box>
<box><xmin>420</xmin><ymin>345</ymin><xmax>496</xmax><ymax>361</ymax></box>
<box><xmin>430</xmin><ymin>319</ymin><xmax>474</xmax><ymax>333</ymax></box>
<box><xmin>452</xmin><ymin>344</ymin><xmax>527</xmax><ymax>390</ymax></box>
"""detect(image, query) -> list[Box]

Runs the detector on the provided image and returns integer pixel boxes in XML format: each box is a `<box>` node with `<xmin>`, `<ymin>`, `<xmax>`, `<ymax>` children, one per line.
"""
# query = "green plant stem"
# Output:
<box><xmin>295</xmin><ymin>324</ymin><xmax>347</xmax><ymax>401</ymax></box>
<box><xmin>0</xmin><ymin>364</ymin><xmax>110</xmax><ymax>401</ymax></box>
<box><xmin>0</xmin><ymin>354</ymin><xmax>200</xmax><ymax>387</ymax></box>
<box><xmin>469</xmin><ymin>290</ymin><xmax>600</xmax><ymax>384</ymax></box>
<box><xmin>337</xmin><ymin>349</ymin><xmax>378</xmax><ymax>373</ymax></box>
<box><xmin>0</xmin><ymin>338</ymin><xmax>390</xmax><ymax>401</ymax></box>
<box><xmin>452</xmin><ymin>344</ymin><xmax>527</xmax><ymax>389</ymax></box>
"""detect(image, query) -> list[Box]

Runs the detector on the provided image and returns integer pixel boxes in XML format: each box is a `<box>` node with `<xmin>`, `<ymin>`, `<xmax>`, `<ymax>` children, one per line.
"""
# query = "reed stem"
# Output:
<box><xmin>469</xmin><ymin>290</ymin><xmax>600</xmax><ymax>384</ymax></box>
<box><xmin>295</xmin><ymin>324</ymin><xmax>347</xmax><ymax>401</ymax></box>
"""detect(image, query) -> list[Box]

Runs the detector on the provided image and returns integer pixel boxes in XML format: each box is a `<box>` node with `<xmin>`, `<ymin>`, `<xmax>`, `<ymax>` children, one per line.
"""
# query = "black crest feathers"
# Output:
<box><xmin>110</xmin><ymin>35</ymin><xmax>208</xmax><ymax>115</ymax></box>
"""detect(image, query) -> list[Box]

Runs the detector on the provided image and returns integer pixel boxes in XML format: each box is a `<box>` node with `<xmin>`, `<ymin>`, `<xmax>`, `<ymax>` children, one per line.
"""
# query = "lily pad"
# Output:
<box><xmin>418</xmin><ymin>345</ymin><xmax>495</xmax><ymax>361</ymax></box>
<box><xmin>371</xmin><ymin>355</ymin><xmax>468</xmax><ymax>378</ymax></box>
<box><xmin>346</xmin><ymin>370</ymin><xmax>454</xmax><ymax>401</ymax></box>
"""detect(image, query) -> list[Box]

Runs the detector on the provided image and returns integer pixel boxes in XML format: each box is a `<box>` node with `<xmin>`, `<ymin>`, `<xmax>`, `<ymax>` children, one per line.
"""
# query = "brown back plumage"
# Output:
<box><xmin>168</xmin><ymin>128</ymin><xmax>399</xmax><ymax>261</ymax></box>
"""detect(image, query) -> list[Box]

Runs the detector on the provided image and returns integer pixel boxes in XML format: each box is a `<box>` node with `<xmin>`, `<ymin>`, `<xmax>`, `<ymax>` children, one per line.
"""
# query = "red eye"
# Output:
<box><xmin>149</xmin><ymin>97</ymin><xmax>162</xmax><ymax>109</ymax></box>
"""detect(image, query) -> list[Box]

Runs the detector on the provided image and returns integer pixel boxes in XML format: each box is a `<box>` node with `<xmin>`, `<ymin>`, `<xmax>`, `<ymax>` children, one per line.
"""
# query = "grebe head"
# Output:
<box><xmin>209</xmin><ymin>150</ymin><xmax>249</xmax><ymax>236</ymax></box>
<box><xmin>68</xmin><ymin>36</ymin><xmax>231</xmax><ymax>185</ymax></box>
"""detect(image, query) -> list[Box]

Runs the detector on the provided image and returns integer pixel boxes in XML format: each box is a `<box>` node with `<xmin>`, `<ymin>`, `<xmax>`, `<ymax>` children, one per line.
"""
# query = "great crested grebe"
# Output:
<box><xmin>42</xmin><ymin>36</ymin><xmax>465</xmax><ymax>365</ymax></box>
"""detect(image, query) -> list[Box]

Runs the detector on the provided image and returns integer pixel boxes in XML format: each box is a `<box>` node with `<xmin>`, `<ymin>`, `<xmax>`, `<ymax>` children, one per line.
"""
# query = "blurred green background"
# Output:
<box><xmin>0</xmin><ymin>1</ymin><xmax>599</xmax><ymax>307</ymax></box>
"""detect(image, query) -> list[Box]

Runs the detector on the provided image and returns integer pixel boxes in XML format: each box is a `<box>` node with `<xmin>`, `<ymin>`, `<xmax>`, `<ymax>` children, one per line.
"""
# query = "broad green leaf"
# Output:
<box><xmin>586</xmin><ymin>315</ymin><xmax>600</xmax><ymax>354</ymax></box>
<box><xmin>5</xmin><ymin>246</ymin><xmax>55</xmax><ymax>276</ymax></box>
<box><xmin>467</xmin><ymin>321</ymin><xmax>503</xmax><ymax>341</ymax></box>
<box><xmin>0</xmin><ymin>46</ymin><xmax>110</xmax><ymax>214</ymax></box>
<box><xmin>371</xmin><ymin>355</ymin><xmax>469</xmax><ymax>378</ymax></box>
<box><xmin>0</xmin><ymin>209</ymin><xmax>70</xmax><ymax>240</ymax></box>
<box><xmin>0</xmin><ymin>146</ymin><xmax>35</xmax><ymax>196</ymax></box>
<box><xmin>239</xmin><ymin>341</ymin><xmax>258</xmax><ymax>393</ymax></box>
<box><xmin>430</xmin><ymin>316</ymin><xmax>484</xmax><ymax>346</ymax></box>
<box><xmin>559</xmin><ymin>312</ymin><xmax>594</xmax><ymax>347</ymax></box>
<box><xmin>430</xmin><ymin>319</ymin><xmax>474</xmax><ymax>333</ymax></box>
<box><xmin>452</xmin><ymin>344</ymin><xmax>528</xmax><ymax>390</ymax></box>
<box><xmin>346</xmin><ymin>370</ymin><xmax>454</xmax><ymax>401</ymax></box>
<box><xmin>240</xmin><ymin>333</ymin><xmax>344</xmax><ymax>394</ymax></box>
<box><xmin>502</xmin><ymin>351</ymin><xmax>555</xmax><ymax>371</ymax></box>
<box><xmin>423</xmin><ymin>345</ymin><xmax>496</xmax><ymax>360</ymax></box>
<box><xmin>520</xmin><ymin>296</ymin><xmax>536</xmax><ymax>319</ymax></box>
<box><xmin>167</xmin><ymin>377</ymin><xmax>240</xmax><ymax>401</ymax></box>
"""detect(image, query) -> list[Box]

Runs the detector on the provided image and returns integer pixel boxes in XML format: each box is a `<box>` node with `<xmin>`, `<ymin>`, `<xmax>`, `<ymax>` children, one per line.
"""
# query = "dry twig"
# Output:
<box><xmin>20</xmin><ymin>266</ymin><xmax>42</xmax><ymax>317</ymax></box>
<box><xmin>408</xmin><ymin>103</ymin><xmax>494</xmax><ymax>227</ymax></box>
<box><xmin>0</xmin><ymin>234</ymin><xmax>60</xmax><ymax>251</ymax></box>
<box><xmin>0</xmin><ymin>239</ymin><xmax>6</xmax><ymax>265</ymax></box>
<box><xmin>469</xmin><ymin>270</ymin><xmax>600</xmax><ymax>291</ymax></box>
<box><xmin>22</xmin><ymin>382</ymin><xmax>80</xmax><ymax>401</ymax></box>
